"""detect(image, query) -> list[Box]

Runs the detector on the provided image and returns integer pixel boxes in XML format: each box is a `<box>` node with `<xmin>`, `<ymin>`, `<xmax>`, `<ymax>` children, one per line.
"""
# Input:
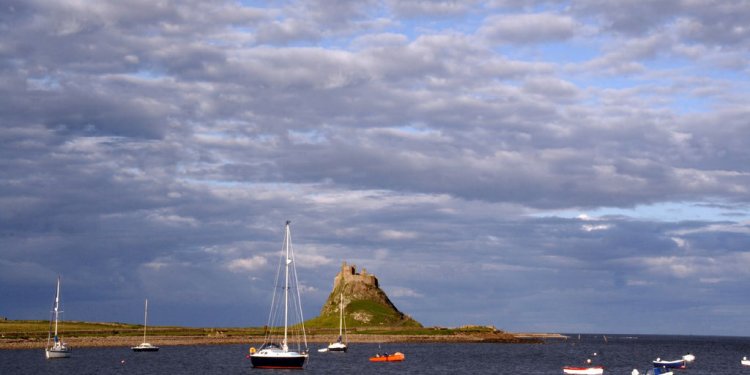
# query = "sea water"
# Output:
<box><xmin>2</xmin><ymin>335</ymin><xmax>750</xmax><ymax>374</ymax></box>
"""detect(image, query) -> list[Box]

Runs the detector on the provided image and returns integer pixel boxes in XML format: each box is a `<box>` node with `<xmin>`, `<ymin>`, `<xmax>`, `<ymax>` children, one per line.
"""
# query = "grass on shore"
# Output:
<box><xmin>1</xmin><ymin>319</ymin><xmax>499</xmax><ymax>340</ymax></box>
<box><xmin>0</xmin><ymin>320</ymin><xmax>265</xmax><ymax>340</ymax></box>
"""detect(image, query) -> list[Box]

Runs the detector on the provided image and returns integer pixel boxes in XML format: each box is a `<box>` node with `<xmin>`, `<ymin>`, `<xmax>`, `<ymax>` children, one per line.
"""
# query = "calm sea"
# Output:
<box><xmin>2</xmin><ymin>335</ymin><xmax>750</xmax><ymax>374</ymax></box>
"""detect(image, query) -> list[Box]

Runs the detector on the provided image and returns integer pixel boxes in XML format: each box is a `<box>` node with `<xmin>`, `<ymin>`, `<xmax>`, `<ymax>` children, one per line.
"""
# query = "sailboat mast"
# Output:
<box><xmin>54</xmin><ymin>276</ymin><xmax>60</xmax><ymax>337</ymax></box>
<box><xmin>339</xmin><ymin>293</ymin><xmax>343</xmax><ymax>337</ymax></box>
<box><xmin>143</xmin><ymin>299</ymin><xmax>148</xmax><ymax>343</ymax></box>
<box><xmin>283</xmin><ymin>220</ymin><xmax>291</xmax><ymax>349</ymax></box>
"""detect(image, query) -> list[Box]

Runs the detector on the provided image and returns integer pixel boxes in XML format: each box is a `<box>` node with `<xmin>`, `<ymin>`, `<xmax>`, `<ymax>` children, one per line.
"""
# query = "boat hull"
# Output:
<box><xmin>369</xmin><ymin>352</ymin><xmax>405</xmax><ymax>362</ymax></box>
<box><xmin>250</xmin><ymin>354</ymin><xmax>307</xmax><ymax>369</ymax></box>
<box><xmin>742</xmin><ymin>360</ymin><xmax>750</xmax><ymax>366</ymax></box>
<box><xmin>45</xmin><ymin>348</ymin><xmax>71</xmax><ymax>359</ymax></box>
<box><xmin>562</xmin><ymin>366</ymin><xmax>604</xmax><ymax>375</ymax></box>
<box><xmin>327</xmin><ymin>342</ymin><xmax>347</xmax><ymax>352</ymax></box>
<box><xmin>652</xmin><ymin>360</ymin><xmax>685</xmax><ymax>369</ymax></box>
<box><xmin>132</xmin><ymin>346</ymin><xmax>160</xmax><ymax>352</ymax></box>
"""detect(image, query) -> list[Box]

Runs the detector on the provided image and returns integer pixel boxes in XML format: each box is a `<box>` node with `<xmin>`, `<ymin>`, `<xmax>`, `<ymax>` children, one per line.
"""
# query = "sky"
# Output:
<box><xmin>2</xmin><ymin>0</ymin><xmax>750</xmax><ymax>336</ymax></box>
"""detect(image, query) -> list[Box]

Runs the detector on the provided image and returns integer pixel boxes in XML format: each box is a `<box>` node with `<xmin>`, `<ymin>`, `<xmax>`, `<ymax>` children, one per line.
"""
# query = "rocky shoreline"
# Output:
<box><xmin>0</xmin><ymin>332</ymin><xmax>560</xmax><ymax>350</ymax></box>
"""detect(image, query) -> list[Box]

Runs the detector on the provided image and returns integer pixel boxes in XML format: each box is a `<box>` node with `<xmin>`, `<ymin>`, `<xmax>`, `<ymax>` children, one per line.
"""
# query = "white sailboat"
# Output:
<box><xmin>45</xmin><ymin>276</ymin><xmax>71</xmax><ymax>359</ymax></box>
<box><xmin>326</xmin><ymin>293</ymin><xmax>347</xmax><ymax>352</ymax></box>
<box><xmin>131</xmin><ymin>299</ymin><xmax>159</xmax><ymax>352</ymax></box>
<box><xmin>249</xmin><ymin>221</ymin><xmax>309</xmax><ymax>369</ymax></box>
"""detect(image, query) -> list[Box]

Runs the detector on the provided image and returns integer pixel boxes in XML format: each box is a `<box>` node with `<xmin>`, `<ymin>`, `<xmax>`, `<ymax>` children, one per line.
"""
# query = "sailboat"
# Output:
<box><xmin>249</xmin><ymin>221</ymin><xmax>309</xmax><ymax>369</ymax></box>
<box><xmin>45</xmin><ymin>276</ymin><xmax>71</xmax><ymax>359</ymax></box>
<box><xmin>326</xmin><ymin>293</ymin><xmax>347</xmax><ymax>352</ymax></box>
<box><xmin>131</xmin><ymin>299</ymin><xmax>159</xmax><ymax>352</ymax></box>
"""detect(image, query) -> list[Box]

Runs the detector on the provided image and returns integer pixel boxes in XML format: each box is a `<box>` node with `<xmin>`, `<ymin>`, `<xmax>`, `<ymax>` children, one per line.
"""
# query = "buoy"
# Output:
<box><xmin>120</xmin><ymin>359</ymin><xmax>126</xmax><ymax>365</ymax></box>
<box><xmin>249</xmin><ymin>347</ymin><xmax>256</xmax><ymax>354</ymax></box>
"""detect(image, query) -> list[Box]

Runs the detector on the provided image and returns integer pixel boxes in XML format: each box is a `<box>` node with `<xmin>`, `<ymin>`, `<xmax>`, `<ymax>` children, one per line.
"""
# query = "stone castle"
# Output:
<box><xmin>333</xmin><ymin>262</ymin><xmax>378</xmax><ymax>289</ymax></box>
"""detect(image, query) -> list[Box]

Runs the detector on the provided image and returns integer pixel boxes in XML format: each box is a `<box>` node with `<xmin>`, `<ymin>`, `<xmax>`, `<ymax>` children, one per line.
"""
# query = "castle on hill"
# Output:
<box><xmin>308</xmin><ymin>261</ymin><xmax>422</xmax><ymax>328</ymax></box>
<box><xmin>334</xmin><ymin>262</ymin><xmax>378</xmax><ymax>288</ymax></box>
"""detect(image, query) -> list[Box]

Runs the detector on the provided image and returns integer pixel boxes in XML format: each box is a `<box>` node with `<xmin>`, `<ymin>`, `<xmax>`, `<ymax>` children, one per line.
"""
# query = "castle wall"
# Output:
<box><xmin>335</xmin><ymin>261</ymin><xmax>379</xmax><ymax>288</ymax></box>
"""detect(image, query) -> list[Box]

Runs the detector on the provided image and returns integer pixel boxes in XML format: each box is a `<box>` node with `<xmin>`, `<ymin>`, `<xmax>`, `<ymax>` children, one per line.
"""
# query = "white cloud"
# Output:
<box><xmin>387</xmin><ymin>286</ymin><xmax>423</xmax><ymax>298</ymax></box>
<box><xmin>294</xmin><ymin>253</ymin><xmax>333</xmax><ymax>268</ymax></box>
<box><xmin>379</xmin><ymin>229</ymin><xmax>418</xmax><ymax>240</ymax></box>
<box><xmin>227</xmin><ymin>256</ymin><xmax>268</xmax><ymax>272</ymax></box>
<box><xmin>582</xmin><ymin>223</ymin><xmax>610</xmax><ymax>232</ymax></box>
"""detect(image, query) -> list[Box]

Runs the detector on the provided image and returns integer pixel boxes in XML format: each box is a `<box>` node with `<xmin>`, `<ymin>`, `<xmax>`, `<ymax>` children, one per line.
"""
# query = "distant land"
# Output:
<box><xmin>0</xmin><ymin>319</ymin><xmax>565</xmax><ymax>349</ymax></box>
<box><xmin>0</xmin><ymin>263</ymin><xmax>567</xmax><ymax>349</ymax></box>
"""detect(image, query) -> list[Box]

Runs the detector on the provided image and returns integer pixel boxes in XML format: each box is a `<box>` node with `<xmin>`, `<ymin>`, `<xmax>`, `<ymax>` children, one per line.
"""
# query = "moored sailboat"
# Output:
<box><xmin>131</xmin><ymin>298</ymin><xmax>159</xmax><ymax>352</ymax></box>
<box><xmin>326</xmin><ymin>293</ymin><xmax>347</xmax><ymax>352</ymax></box>
<box><xmin>249</xmin><ymin>221</ymin><xmax>309</xmax><ymax>369</ymax></box>
<box><xmin>45</xmin><ymin>276</ymin><xmax>71</xmax><ymax>359</ymax></box>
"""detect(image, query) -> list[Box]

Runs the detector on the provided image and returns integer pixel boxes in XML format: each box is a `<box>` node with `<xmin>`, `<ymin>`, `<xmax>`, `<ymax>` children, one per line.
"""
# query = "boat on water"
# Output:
<box><xmin>45</xmin><ymin>276</ymin><xmax>71</xmax><ymax>359</ymax></box>
<box><xmin>369</xmin><ymin>352</ymin><xmax>405</xmax><ymax>362</ymax></box>
<box><xmin>682</xmin><ymin>353</ymin><xmax>695</xmax><ymax>363</ymax></box>
<box><xmin>249</xmin><ymin>221</ymin><xmax>309</xmax><ymax>369</ymax></box>
<box><xmin>652</xmin><ymin>358</ymin><xmax>686</xmax><ymax>369</ymax></box>
<box><xmin>131</xmin><ymin>299</ymin><xmax>159</xmax><ymax>352</ymax></box>
<box><xmin>742</xmin><ymin>356</ymin><xmax>750</xmax><ymax>366</ymax></box>
<box><xmin>562</xmin><ymin>366</ymin><xmax>604</xmax><ymax>374</ymax></box>
<box><xmin>563</xmin><ymin>356</ymin><xmax>603</xmax><ymax>374</ymax></box>
<box><xmin>325</xmin><ymin>293</ymin><xmax>347</xmax><ymax>352</ymax></box>
<box><xmin>632</xmin><ymin>369</ymin><xmax>673</xmax><ymax>375</ymax></box>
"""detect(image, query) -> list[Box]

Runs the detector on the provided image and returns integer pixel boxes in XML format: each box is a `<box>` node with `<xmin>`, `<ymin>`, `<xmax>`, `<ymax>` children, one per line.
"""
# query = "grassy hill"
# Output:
<box><xmin>305</xmin><ymin>299</ymin><xmax>421</xmax><ymax>329</ymax></box>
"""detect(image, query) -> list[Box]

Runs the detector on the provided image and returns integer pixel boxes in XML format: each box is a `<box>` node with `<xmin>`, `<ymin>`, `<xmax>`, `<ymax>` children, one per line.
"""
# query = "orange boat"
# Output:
<box><xmin>369</xmin><ymin>352</ymin><xmax>405</xmax><ymax>362</ymax></box>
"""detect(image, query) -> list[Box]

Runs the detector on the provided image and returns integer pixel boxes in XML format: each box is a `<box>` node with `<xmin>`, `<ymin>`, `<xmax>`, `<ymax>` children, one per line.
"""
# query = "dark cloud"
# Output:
<box><xmin>1</xmin><ymin>0</ymin><xmax>749</xmax><ymax>335</ymax></box>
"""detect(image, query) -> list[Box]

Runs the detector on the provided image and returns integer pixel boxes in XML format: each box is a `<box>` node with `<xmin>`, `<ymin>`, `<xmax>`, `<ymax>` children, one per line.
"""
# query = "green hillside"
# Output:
<box><xmin>306</xmin><ymin>299</ymin><xmax>421</xmax><ymax>328</ymax></box>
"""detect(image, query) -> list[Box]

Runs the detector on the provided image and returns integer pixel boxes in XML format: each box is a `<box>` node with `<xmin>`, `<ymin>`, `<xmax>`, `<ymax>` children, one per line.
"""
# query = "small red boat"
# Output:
<box><xmin>562</xmin><ymin>366</ymin><xmax>604</xmax><ymax>374</ymax></box>
<box><xmin>369</xmin><ymin>352</ymin><xmax>405</xmax><ymax>362</ymax></box>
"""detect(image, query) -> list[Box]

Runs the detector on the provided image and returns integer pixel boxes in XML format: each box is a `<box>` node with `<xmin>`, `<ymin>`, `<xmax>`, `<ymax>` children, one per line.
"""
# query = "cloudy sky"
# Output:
<box><xmin>2</xmin><ymin>0</ymin><xmax>750</xmax><ymax>336</ymax></box>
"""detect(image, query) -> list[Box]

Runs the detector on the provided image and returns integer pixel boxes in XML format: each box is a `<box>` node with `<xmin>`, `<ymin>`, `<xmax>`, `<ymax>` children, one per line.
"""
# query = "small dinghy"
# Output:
<box><xmin>741</xmin><ymin>356</ymin><xmax>750</xmax><ymax>366</ymax></box>
<box><xmin>563</xmin><ymin>366</ymin><xmax>604</xmax><ymax>374</ymax></box>
<box><xmin>564</xmin><ymin>357</ymin><xmax>603</xmax><ymax>374</ymax></box>
<box><xmin>369</xmin><ymin>352</ymin><xmax>405</xmax><ymax>362</ymax></box>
